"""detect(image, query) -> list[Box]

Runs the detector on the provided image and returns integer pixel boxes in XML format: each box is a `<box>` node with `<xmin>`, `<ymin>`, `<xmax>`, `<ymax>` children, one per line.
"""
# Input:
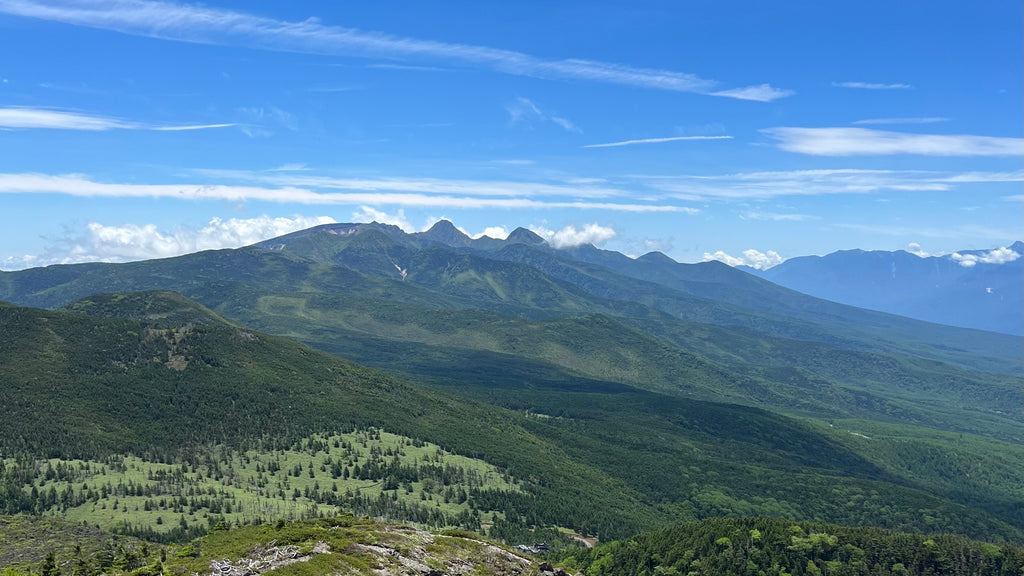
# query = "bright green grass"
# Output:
<box><xmin>9</xmin><ymin>429</ymin><xmax>519</xmax><ymax>537</ymax></box>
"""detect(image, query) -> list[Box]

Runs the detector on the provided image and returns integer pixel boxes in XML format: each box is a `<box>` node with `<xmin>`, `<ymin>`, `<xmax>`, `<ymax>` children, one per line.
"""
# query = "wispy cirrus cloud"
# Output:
<box><xmin>367</xmin><ymin>63</ymin><xmax>447</xmax><ymax>72</ymax></box>
<box><xmin>550</xmin><ymin>116</ymin><xmax>581</xmax><ymax>134</ymax></box>
<box><xmin>0</xmin><ymin>0</ymin><xmax>791</xmax><ymax>102</ymax></box>
<box><xmin>833</xmin><ymin>81</ymin><xmax>912</xmax><ymax>90</ymax></box>
<box><xmin>197</xmin><ymin>168</ymin><xmax>626</xmax><ymax>198</ymax></box>
<box><xmin>741</xmin><ymin>211</ymin><xmax>817</xmax><ymax>222</ymax></box>
<box><xmin>0</xmin><ymin>172</ymin><xmax>695</xmax><ymax>213</ymax></box>
<box><xmin>506</xmin><ymin>97</ymin><xmax>580</xmax><ymax>133</ymax></box>
<box><xmin>636</xmin><ymin>168</ymin><xmax>1022</xmax><ymax>201</ymax></box>
<box><xmin>836</xmin><ymin>223</ymin><xmax>1020</xmax><ymax>241</ymax></box>
<box><xmin>711</xmin><ymin>84</ymin><xmax>793</xmax><ymax>101</ymax></box>
<box><xmin>852</xmin><ymin>117</ymin><xmax>949</xmax><ymax>125</ymax></box>
<box><xmin>584</xmin><ymin>135</ymin><xmax>732</xmax><ymax>149</ymax></box>
<box><xmin>763</xmin><ymin>127</ymin><xmax>1024</xmax><ymax>156</ymax></box>
<box><xmin>935</xmin><ymin>171</ymin><xmax>1024</xmax><ymax>183</ymax></box>
<box><xmin>0</xmin><ymin>106</ymin><xmax>235</xmax><ymax>131</ymax></box>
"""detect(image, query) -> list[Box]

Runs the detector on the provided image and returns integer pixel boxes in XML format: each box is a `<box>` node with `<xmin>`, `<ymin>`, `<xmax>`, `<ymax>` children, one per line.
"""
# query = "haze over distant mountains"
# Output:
<box><xmin>742</xmin><ymin>241</ymin><xmax>1024</xmax><ymax>336</ymax></box>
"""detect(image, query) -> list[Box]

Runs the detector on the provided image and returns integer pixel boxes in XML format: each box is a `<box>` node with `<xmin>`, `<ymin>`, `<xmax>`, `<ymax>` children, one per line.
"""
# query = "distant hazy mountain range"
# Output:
<box><xmin>743</xmin><ymin>241</ymin><xmax>1024</xmax><ymax>336</ymax></box>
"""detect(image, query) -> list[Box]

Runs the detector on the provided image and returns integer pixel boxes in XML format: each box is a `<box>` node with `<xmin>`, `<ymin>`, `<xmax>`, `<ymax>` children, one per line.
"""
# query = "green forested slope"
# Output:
<box><xmin>211</xmin><ymin>289</ymin><xmax>1021</xmax><ymax>442</ymax></box>
<box><xmin>562</xmin><ymin>517</ymin><xmax>1024</xmax><ymax>576</ymax></box>
<box><xmin>1</xmin><ymin>296</ymin><xmax>1020</xmax><ymax>542</ymax></box>
<box><xmin>0</xmin><ymin>300</ymin><xmax>654</xmax><ymax>540</ymax></box>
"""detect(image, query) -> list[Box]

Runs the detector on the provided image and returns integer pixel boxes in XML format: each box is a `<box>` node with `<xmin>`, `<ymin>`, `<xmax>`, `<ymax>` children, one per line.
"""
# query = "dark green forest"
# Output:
<box><xmin>1</xmin><ymin>296</ymin><xmax>1020</xmax><ymax>545</ymax></box>
<box><xmin>562</xmin><ymin>518</ymin><xmax>1024</xmax><ymax>576</ymax></box>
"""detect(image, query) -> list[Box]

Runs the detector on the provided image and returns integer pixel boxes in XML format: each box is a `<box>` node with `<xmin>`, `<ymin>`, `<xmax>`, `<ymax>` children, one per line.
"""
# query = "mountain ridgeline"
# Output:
<box><xmin>744</xmin><ymin>241</ymin><xmax>1024</xmax><ymax>336</ymax></box>
<box><xmin>1</xmin><ymin>221</ymin><xmax>1022</xmax><ymax>546</ymax></box>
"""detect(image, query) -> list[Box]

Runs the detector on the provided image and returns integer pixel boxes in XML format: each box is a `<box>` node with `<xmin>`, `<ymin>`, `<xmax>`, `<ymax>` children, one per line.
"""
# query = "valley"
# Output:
<box><xmin>1</xmin><ymin>223</ymin><xmax>1021</xmax><ymax>574</ymax></box>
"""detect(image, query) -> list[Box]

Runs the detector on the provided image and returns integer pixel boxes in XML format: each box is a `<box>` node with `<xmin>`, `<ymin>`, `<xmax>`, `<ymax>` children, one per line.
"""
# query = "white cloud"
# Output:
<box><xmin>833</xmin><ymin>81</ymin><xmax>912</xmax><ymax>90</ymax></box>
<box><xmin>638</xmin><ymin>168</ymin><xmax>975</xmax><ymax>201</ymax></box>
<box><xmin>506</xmin><ymin>97</ymin><xmax>580</xmax><ymax>133</ymax></box>
<box><xmin>196</xmin><ymin>169</ymin><xmax>632</xmax><ymax>199</ymax></box>
<box><xmin>530</xmin><ymin>223</ymin><xmax>616</xmax><ymax>248</ymax></box>
<box><xmin>763</xmin><ymin>127</ymin><xmax>1023</xmax><ymax>157</ymax></box>
<box><xmin>0</xmin><ymin>0</ymin><xmax>790</xmax><ymax>101</ymax></box>
<box><xmin>702</xmin><ymin>249</ymin><xmax>784</xmax><ymax>270</ymax></box>
<box><xmin>351</xmin><ymin>206</ymin><xmax>414</xmax><ymax>232</ymax></box>
<box><xmin>852</xmin><ymin>117</ymin><xmax>949</xmax><ymax>125</ymax></box>
<box><xmin>741</xmin><ymin>211</ymin><xmax>817</xmax><ymax>222</ymax></box>
<box><xmin>2</xmin><ymin>215</ymin><xmax>337</xmax><ymax>269</ymax></box>
<box><xmin>710</xmin><ymin>84</ymin><xmax>795</xmax><ymax>101</ymax></box>
<box><xmin>906</xmin><ymin>242</ymin><xmax>931</xmax><ymax>258</ymax></box>
<box><xmin>937</xmin><ymin>171</ymin><xmax>1024</xmax><ymax>183</ymax></box>
<box><xmin>0</xmin><ymin>106</ymin><xmax>234</xmax><ymax>131</ymax></box>
<box><xmin>506</xmin><ymin>96</ymin><xmax>544</xmax><ymax>124</ymax></box>
<box><xmin>0</xmin><ymin>172</ymin><xmax>690</xmax><ymax>212</ymax></box>
<box><xmin>235</xmin><ymin>106</ymin><xmax>296</xmax><ymax>137</ymax></box>
<box><xmin>151</xmin><ymin>123</ymin><xmax>236</xmax><ymax>131</ymax></box>
<box><xmin>837</xmin><ymin>223</ymin><xmax>1020</xmax><ymax>241</ymax></box>
<box><xmin>551</xmin><ymin>116</ymin><xmax>581</xmax><ymax>133</ymax></box>
<box><xmin>952</xmin><ymin>254</ymin><xmax>976</xmax><ymax>268</ymax></box>
<box><xmin>2</xmin><ymin>254</ymin><xmax>38</xmax><ymax>269</ymax></box>
<box><xmin>951</xmin><ymin>246</ymin><xmax>1022</xmax><ymax>268</ymax></box>
<box><xmin>367</xmin><ymin>63</ymin><xmax>447</xmax><ymax>72</ymax></box>
<box><xmin>490</xmin><ymin>159</ymin><xmax>535</xmax><ymax>165</ymax></box>
<box><xmin>584</xmin><ymin>135</ymin><xmax>732</xmax><ymax>148</ymax></box>
<box><xmin>267</xmin><ymin>163</ymin><xmax>311</xmax><ymax>172</ymax></box>
<box><xmin>476</xmin><ymin>226</ymin><xmax>509</xmax><ymax>239</ymax></box>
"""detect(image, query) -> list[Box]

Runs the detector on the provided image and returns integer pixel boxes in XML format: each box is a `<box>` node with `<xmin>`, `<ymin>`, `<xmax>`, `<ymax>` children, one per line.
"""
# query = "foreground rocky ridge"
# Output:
<box><xmin>1</xmin><ymin>516</ymin><xmax>573</xmax><ymax>576</ymax></box>
<box><xmin>5</xmin><ymin>515</ymin><xmax>1021</xmax><ymax>576</ymax></box>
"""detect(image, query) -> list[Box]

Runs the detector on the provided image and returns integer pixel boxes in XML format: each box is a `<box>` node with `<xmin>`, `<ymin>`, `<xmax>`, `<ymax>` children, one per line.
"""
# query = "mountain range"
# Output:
<box><xmin>744</xmin><ymin>241</ymin><xmax>1023</xmax><ymax>336</ymax></box>
<box><xmin>1</xmin><ymin>220</ymin><xmax>1021</xmax><ymax>549</ymax></box>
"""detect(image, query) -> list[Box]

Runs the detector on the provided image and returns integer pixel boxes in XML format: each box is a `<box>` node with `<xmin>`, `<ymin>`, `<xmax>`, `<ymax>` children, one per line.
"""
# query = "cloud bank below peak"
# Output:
<box><xmin>702</xmin><ymin>248</ymin><xmax>784</xmax><ymax>270</ymax></box>
<box><xmin>951</xmin><ymin>246</ymin><xmax>1021</xmax><ymax>268</ymax></box>
<box><xmin>531</xmin><ymin>223</ymin><xmax>616</xmax><ymax>248</ymax></box>
<box><xmin>1</xmin><ymin>214</ymin><xmax>337</xmax><ymax>270</ymax></box>
<box><xmin>0</xmin><ymin>0</ymin><xmax>791</xmax><ymax>102</ymax></box>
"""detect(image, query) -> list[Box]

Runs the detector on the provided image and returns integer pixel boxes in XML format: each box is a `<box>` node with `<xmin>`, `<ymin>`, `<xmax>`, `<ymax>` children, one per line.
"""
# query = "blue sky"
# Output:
<box><xmin>1</xmin><ymin>0</ymin><xmax>1021</xmax><ymax>270</ymax></box>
